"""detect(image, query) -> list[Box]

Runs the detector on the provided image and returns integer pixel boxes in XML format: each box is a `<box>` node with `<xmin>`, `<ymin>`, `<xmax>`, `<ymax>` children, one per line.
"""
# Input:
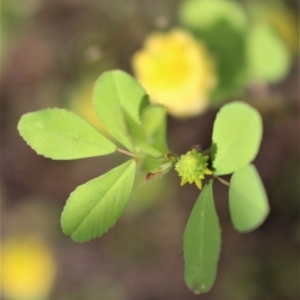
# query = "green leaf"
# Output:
<box><xmin>212</xmin><ymin>101</ymin><xmax>262</xmax><ymax>175</ymax></box>
<box><xmin>61</xmin><ymin>160</ymin><xmax>136</xmax><ymax>242</ymax></box>
<box><xmin>18</xmin><ymin>108</ymin><xmax>117</xmax><ymax>160</ymax></box>
<box><xmin>184</xmin><ymin>180</ymin><xmax>221</xmax><ymax>294</ymax></box>
<box><xmin>141</xmin><ymin>105</ymin><xmax>168</xmax><ymax>154</ymax></box>
<box><xmin>247</xmin><ymin>23</ymin><xmax>291</xmax><ymax>83</ymax></box>
<box><xmin>142</xmin><ymin>105</ymin><xmax>165</xmax><ymax>136</ymax></box>
<box><xmin>229</xmin><ymin>164</ymin><xmax>269</xmax><ymax>232</ymax></box>
<box><xmin>208</xmin><ymin>21</ymin><xmax>247</xmax><ymax>103</ymax></box>
<box><xmin>121</xmin><ymin>112</ymin><xmax>161</xmax><ymax>157</ymax></box>
<box><xmin>93</xmin><ymin>70</ymin><xmax>149</xmax><ymax>151</ymax></box>
<box><xmin>179</xmin><ymin>0</ymin><xmax>248</xmax><ymax>102</ymax></box>
<box><xmin>179</xmin><ymin>0</ymin><xmax>247</xmax><ymax>31</ymax></box>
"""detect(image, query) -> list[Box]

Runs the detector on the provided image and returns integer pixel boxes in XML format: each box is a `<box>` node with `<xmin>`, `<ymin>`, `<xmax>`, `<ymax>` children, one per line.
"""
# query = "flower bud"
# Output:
<box><xmin>175</xmin><ymin>149</ymin><xmax>213</xmax><ymax>189</ymax></box>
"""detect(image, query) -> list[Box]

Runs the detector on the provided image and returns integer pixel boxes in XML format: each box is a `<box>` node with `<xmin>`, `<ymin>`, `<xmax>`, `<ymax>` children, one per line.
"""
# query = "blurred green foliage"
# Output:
<box><xmin>179</xmin><ymin>0</ymin><xmax>298</xmax><ymax>105</ymax></box>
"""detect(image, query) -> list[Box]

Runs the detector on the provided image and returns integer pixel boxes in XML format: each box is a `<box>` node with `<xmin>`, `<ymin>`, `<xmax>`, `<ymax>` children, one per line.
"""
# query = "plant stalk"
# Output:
<box><xmin>213</xmin><ymin>175</ymin><xmax>230</xmax><ymax>187</ymax></box>
<box><xmin>117</xmin><ymin>148</ymin><xmax>137</xmax><ymax>158</ymax></box>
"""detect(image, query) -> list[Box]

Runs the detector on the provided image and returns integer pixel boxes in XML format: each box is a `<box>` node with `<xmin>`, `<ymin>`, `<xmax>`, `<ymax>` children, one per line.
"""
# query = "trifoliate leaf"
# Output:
<box><xmin>61</xmin><ymin>160</ymin><xmax>136</xmax><ymax>242</ymax></box>
<box><xmin>18</xmin><ymin>108</ymin><xmax>116</xmax><ymax>160</ymax></box>
<box><xmin>229</xmin><ymin>164</ymin><xmax>270</xmax><ymax>232</ymax></box>
<box><xmin>184</xmin><ymin>180</ymin><xmax>221</xmax><ymax>294</ymax></box>
<box><xmin>212</xmin><ymin>101</ymin><xmax>262</xmax><ymax>175</ymax></box>
<box><xmin>93</xmin><ymin>70</ymin><xmax>149</xmax><ymax>152</ymax></box>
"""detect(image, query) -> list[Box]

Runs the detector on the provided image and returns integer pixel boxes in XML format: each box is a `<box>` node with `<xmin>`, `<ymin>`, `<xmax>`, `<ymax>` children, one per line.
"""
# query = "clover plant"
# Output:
<box><xmin>18</xmin><ymin>70</ymin><xmax>269</xmax><ymax>294</ymax></box>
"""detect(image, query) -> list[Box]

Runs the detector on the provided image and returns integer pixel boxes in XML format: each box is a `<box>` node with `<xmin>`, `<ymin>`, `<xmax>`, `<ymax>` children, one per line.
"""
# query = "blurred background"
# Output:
<box><xmin>1</xmin><ymin>0</ymin><xmax>299</xmax><ymax>299</ymax></box>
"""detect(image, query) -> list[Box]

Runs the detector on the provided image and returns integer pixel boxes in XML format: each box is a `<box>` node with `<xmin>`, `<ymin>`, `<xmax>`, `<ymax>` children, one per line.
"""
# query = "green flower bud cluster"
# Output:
<box><xmin>175</xmin><ymin>149</ymin><xmax>213</xmax><ymax>189</ymax></box>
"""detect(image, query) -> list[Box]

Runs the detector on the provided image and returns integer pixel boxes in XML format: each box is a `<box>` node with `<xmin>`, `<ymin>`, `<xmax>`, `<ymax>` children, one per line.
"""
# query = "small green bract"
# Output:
<box><xmin>175</xmin><ymin>149</ymin><xmax>212</xmax><ymax>189</ymax></box>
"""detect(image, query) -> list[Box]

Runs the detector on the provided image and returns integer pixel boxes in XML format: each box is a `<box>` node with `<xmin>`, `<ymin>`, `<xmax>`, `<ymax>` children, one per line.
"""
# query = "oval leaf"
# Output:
<box><xmin>61</xmin><ymin>160</ymin><xmax>136</xmax><ymax>242</ymax></box>
<box><xmin>179</xmin><ymin>0</ymin><xmax>247</xmax><ymax>30</ymax></box>
<box><xmin>141</xmin><ymin>105</ymin><xmax>168</xmax><ymax>154</ymax></box>
<box><xmin>212</xmin><ymin>101</ymin><xmax>262</xmax><ymax>175</ymax></box>
<box><xmin>184</xmin><ymin>180</ymin><xmax>221</xmax><ymax>294</ymax></box>
<box><xmin>142</xmin><ymin>105</ymin><xmax>165</xmax><ymax>137</ymax></box>
<box><xmin>93</xmin><ymin>70</ymin><xmax>148</xmax><ymax>151</ymax></box>
<box><xmin>229</xmin><ymin>164</ymin><xmax>269</xmax><ymax>232</ymax></box>
<box><xmin>18</xmin><ymin>108</ymin><xmax>116</xmax><ymax>160</ymax></box>
<box><xmin>179</xmin><ymin>1</ymin><xmax>248</xmax><ymax>102</ymax></box>
<box><xmin>247</xmin><ymin>23</ymin><xmax>291</xmax><ymax>83</ymax></box>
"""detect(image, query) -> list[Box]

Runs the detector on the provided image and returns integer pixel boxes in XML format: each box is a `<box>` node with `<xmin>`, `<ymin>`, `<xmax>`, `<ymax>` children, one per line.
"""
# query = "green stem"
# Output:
<box><xmin>202</xmin><ymin>148</ymin><xmax>211</xmax><ymax>155</ymax></box>
<box><xmin>117</xmin><ymin>148</ymin><xmax>137</xmax><ymax>158</ymax></box>
<box><xmin>213</xmin><ymin>175</ymin><xmax>230</xmax><ymax>187</ymax></box>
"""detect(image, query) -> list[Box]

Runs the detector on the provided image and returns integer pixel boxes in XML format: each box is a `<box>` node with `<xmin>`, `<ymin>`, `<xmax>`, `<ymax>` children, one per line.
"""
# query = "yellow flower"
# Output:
<box><xmin>132</xmin><ymin>29</ymin><xmax>216</xmax><ymax>118</ymax></box>
<box><xmin>1</xmin><ymin>235</ymin><xmax>57</xmax><ymax>300</ymax></box>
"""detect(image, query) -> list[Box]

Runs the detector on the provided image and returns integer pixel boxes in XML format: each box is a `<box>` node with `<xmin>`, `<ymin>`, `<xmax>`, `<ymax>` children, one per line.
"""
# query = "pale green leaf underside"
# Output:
<box><xmin>93</xmin><ymin>70</ymin><xmax>148</xmax><ymax>151</ymax></box>
<box><xmin>141</xmin><ymin>105</ymin><xmax>168</xmax><ymax>154</ymax></box>
<box><xmin>18</xmin><ymin>108</ymin><xmax>116</xmax><ymax>160</ymax></box>
<box><xmin>247</xmin><ymin>23</ymin><xmax>291</xmax><ymax>83</ymax></box>
<box><xmin>212</xmin><ymin>101</ymin><xmax>262</xmax><ymax>175</ymax></box>
<box><xmin>142</xmin><ymin>105</ymin><xmax>165</xmax><ymax>137</ymax></box>
<box><xmin>184</xmin><ymin>180</ymin><xmax>221</xmax><ymax>294</ymax></box>
<box><xmin>61</xmin><ymin>160</ymin><xmax>136</xmax><ymax>242</ymax></box>
<box><xmin>229</xmin><ymin>164</ymin><xmax>269</xmax><ymax>232</ymax></box>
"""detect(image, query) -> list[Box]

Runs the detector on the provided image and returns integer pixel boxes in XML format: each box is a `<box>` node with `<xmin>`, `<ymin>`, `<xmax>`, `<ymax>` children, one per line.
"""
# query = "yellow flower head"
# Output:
<box><xmin>1</xmin><ymin>236</ymin><xmax>57</xmax><ymax>300</ymax></box>
<box><xmin>132</xmin><ymin>29</ymin><xmax>216</xmax><ymax>118</ymax></box>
